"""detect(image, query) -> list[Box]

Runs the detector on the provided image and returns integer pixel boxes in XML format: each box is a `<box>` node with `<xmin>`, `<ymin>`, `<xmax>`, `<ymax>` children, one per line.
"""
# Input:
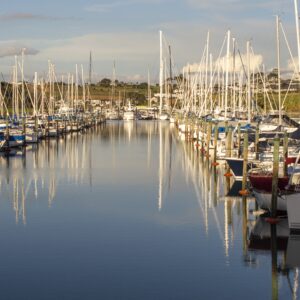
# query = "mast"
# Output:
<box><xmin>252</xmin><ymin>60</ymin><xmax>255</xmax><ymax>115</ymax></box>
<box><xmin>247</xmin><ymin>41</ymin><xmax>251</xmax><ymax>123</ymax></box>
<box><xmin>224</xmin><ymin>30</ymin><xmax>231</xmax><ymax>120</ymax></box>
<box><xmin>61</xmin><ymin>75</ymin><xmax>64</xmax><ymax>101</ymax></box>
<box><xmin>111</xmin><ymin>61</ymin><xmax>116</xmax><ymax>110</ymax></box>
<box><xmin>12</xmin><ymin>64</ymin><xmax>16</xmax><ymax>118</ymax></box>
<box><xmin>221</xmin><ymin>57</ymin><xmax>225</xmax><ymax>110</ymax></box>
<box><xmin>0</xmin><ymin>81</ymin><xmax>3</xmax><ymax>116</ymax></box>
<box><xmin>210</xmin><ymin>53</ymin><xmax>213</xmax><ymax>112</ymax></box>
<box><xmin>217</xmin><ymin>60</ymin><xmax>221</xmax><ymax>108</ymax></box>
<box><xmin>75</xmin><ymin>64</ymin><xmax>79</xmax><ymax>113</ymax></box>
<box><xmin>169</xmin><ymin>45</ymin><xmax>173</xmax><ymax>111</ymax></box>
<box><xmin>34</xmin><ymin>72</ymin><xmax>38</xmax><ymax>116</ymax></box>
<box><xmin>147</xmin><ymin>69</ymin><xmax>151</xmax><ymax>108</ymax></box>
<box><xmin>71</xmin><ymin>75</ymin><xmax>74</xmax><ymax>111</ymax></box>
<box><xmin>232</xmin><ymin>38</ymin><xmax>236</xmax><ymax>116</ymax></box>
<box><xmin>81</xmin><ymin>64</ymin><xmax>86</xmax><ymax>111</ymax></box>
<box><xmin>276</xmin><ymin>15</ymin><xmax>282</xmax><ymax>125</ymax></box>
<box><xmin>159</xmin><ymin>30</ymin><xmax>163</xmax><ymax>115</ymax></box>
<box><xmin>164</xmin><ymin>58</ymin><xmax>168</xmax><ymax>105</ymax></box>
<box><xmin>205</xmin><ymin>31</ymin><xmax>210</xmax><ymax>114</ymax></box>
<box><xmin>14</xmin><ymin>56</ymin><xmax>19</xmax><ymax>119</ymax></box>
<box><xmin>67</xmin><ymin>73</ymin><xmax>70</xmax><ymax>101</ymax></box>
<box><xmin>294</xmin><ymin>0</ymin><xmax>300</xmax><ymax>74</ymax></box>
<box><xmin>21</xmin><ymin>48</ymin><xmax>25</xmax><ymax>117</ymax></box>
<box><xmin>238</xmin><ymin>70</ymin><xmax>243</xmax><ymax>111</ymax></box>
<box><xmin>263</xmin><ymin>64</ymin><xmax>267</xmax><ymax>114</ymax></box>
<box><xmin>41</xmin><ymin>79</ymin><xmax>45</xmax><ymax>116</ymax></box>
<box><xmin>48</xmin><ymin>60</ymin><xmax>52</xmax><ymax>115</ymax></box>
<box><xmin>51</xmin><ymin>63</ymin><xmax>55</xmax><ymax>115</ymax></box>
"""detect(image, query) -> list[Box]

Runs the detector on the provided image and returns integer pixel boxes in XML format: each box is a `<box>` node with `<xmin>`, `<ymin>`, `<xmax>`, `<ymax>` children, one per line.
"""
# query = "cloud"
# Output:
<box><xmin>0</xmin><ymin>13</ymin><xmax>76</xmax><ymax>22</ymax></box>
<box><xmin>186</xmin><ymin>0</ymin><xmax>285</xmax><ymax>10</ymax></box>
<box><xmin>215</xmin><ymin>53</ymin><xmax>263</xmax><ymax>73</ymax></box>
<box><xmin>125</xmin><ymin>74</ymin><xmax>144</xmax><ymax>82</ymax></box>
<box><xmin>183</xmin><ymin>53</ymin><xmax>263</xmax><ymax>74</ymax></box>
<box><xmin>86</xmin><ymin>2</ymin><xmax>128</xmax><ymax>12</ymax></box>
<box><xmin>86</xmin><ymin>0</ymin><xmax>165</xmax><ymax>12</ymax></box>
<box><xmin>3</xmin><ymin>31</ymin><xmax>163</xmax><ymax>81</ymax></box>
<box><xmin>38</xmin><ymin>32</ymin><xmax>158</xmax><ymax>62</ymax></box>
<box><xmin>0</xmin><ymin>42</ymin><xmax>39</xmax><ymax>58</ymax></box>
<box><xmin>186</xmin><ymin>0</ymin><xmax>241</xmax><ymax>9</ymax></box>
<box><xmin>287</xmin><ymin>56</ymin><xmax>300</xmax><ymax>73</ymax></box>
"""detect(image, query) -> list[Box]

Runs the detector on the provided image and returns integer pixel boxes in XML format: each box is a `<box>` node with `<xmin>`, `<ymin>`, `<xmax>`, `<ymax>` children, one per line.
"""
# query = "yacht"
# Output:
<box><xmin>158</xmin><ymin>112</ymin><xmax>169</xmax><ymax>121</ymax></box>
<box><xmin>123</xmin><ymin>102</ymin><xmax>135</xmax><ymax>121</ymax></box>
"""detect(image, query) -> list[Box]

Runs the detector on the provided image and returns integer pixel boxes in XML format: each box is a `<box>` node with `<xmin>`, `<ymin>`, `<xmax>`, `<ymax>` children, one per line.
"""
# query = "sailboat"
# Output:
<box><xmin>158</xmin><ymin>31</ymin><xmax>170</xmax><ymax>121</ymax></box>
<box><xmin>123</xmin><ymin>100</ymin><xmax>135</xmax><ymax>121</ymax></box>
<box><xmin>106</xmin><ymin>61</ymin><xmax>120</xmax><ymax>120</ymax></box>
<box><xmin>286</xmin><ymin>153</ymin><xmax>300</xmax><ymax>231</ymax></box>
<box><xmin>26</xmin><ymin>73</ymin><xmax>39</xmax><ymax>144</ymax></box>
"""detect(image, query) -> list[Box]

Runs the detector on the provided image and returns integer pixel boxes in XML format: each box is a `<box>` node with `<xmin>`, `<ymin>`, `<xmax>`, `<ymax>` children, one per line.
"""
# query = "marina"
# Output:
<box><xmin>2</xmin><ymin>0</ymin><xmax>300</xmax><ymax>299</ymax></box>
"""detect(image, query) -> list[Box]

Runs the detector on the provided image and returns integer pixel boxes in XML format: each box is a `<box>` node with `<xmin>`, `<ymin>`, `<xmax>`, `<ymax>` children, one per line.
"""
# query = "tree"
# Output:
<box><xmin>138</xmin><ymin>82</ymin><xmax>148</xmax><ymax>89</ymax></box>
<box><xmin>99</xmin><ymin>78</ymin><xmax>111</xmax><ymax>87</ymax></box>
<box><xmin>267</xmin><ymin>69</ymin><xmax>278</xmax><ymax>81</ymax></box>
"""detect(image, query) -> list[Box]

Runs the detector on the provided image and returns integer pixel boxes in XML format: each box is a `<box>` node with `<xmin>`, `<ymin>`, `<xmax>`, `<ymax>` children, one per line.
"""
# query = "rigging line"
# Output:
<box><xmin>280</xmin><ymin>21</ymin><xmax>297</xmax><ymax>72</ymax></box>
<box><xmin>237</xmin><ymin>48</ymin><xmax>248</xmax><ymax>80</ymax></box>
<box><xmin>250</xmin><ymin>46</ymin><xmax>275</xmax><ymax>111</ymax></box>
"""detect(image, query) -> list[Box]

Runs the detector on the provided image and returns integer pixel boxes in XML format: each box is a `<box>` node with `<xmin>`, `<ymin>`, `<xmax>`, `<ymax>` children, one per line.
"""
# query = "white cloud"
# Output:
<box><xmin>186</xmin><ymin>0</ymin><xmax>287</xmax><ymax>11</ymax></box>
<box><xmin>0</xmin><ymin>13</ymin><xmax>74</xmax><ymax>22</ymax></box>
<box><xmin>183</xmin><ymin>53</ymin><xmax>263</xmax><ymax>74</ymax></box>
<box><xmin>287</xmin><ymin>56</ymin><xmax>300</xmax><ymax>73</ymax></box>
<box><xmin>86</xmin><ymin>0</ymin><xmax>165</xmax><ymax>12</ymax></box>
<box><xmin>0</xmin><ymin>32</ymin><xmax>159</xmax><ymax>80</ymax></box>
<box><xmin>38</xmin><ymin>32</ymin><xmax>158</xmax><ymax>62</ymax></box>
<box><xmin>0</xmin><ymin>42</ymin><xmax>39</xmax><ymax>58</ymax></box>
<box><xmin>86</xmin><ymin>1</ymin><xmax>127</xmax><ymax>12</ymax></box>
<box><xmin>125</xmin><ymin>74</ymin><xmax>144</xmax><ymax>82</ymax></box>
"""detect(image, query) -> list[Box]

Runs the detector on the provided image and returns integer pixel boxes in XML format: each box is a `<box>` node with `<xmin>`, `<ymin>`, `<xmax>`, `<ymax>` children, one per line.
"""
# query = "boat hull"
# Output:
<box><xmin>26</xmin><ymin>132</ymin><xmax>39</xmax><ymax>143</ymax></box>
<box><xmin>225</xmin><ymin>158</ymin><xmax>254</xmax><ymax>181</ymax></box>
<box><xmin>249</xmin><ymin>174</ymin><xmax>289</xmax><ymax>192</ymax></box>
<box><xmin>123</xmin><ymin>112</ymin><xmax>135</xmax><ymax>121</ymax></box>
<box><xmin>287</xmin><ymin>192</ymin><xmax>300</xmax><ymax>232</ymax></box>
<box><xmin>8</xmin><ymin>135</ymin><xmax>25</xmax><ymax>147</ymax></box>
<box><xmin>253</xmin><ymin>189</ymin><xmax>287</xmax><ymax>212</ymax></box>
<box><xmin>158</xmin><ymin>113</ymin><xmax>169</xmax><ymax>121</ymax></box>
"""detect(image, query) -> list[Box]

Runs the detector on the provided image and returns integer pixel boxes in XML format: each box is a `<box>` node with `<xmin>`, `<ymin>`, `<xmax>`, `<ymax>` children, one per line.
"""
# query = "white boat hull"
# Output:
<box><xmin>259</xmin><ymin>124</ymin><xmax>278</xmax><ymax>132</ymax></box>
<box><xmin>48</xmin><ymin>129</ymin><xmax>58</xmax><ymax>137</ymax></box>
<box><xmin>253</xmin><ymin>190</ymin><xmax>287</xmax><ymax>212</ymax></box>
<box><xmin>287</xmin><ymin>192</ymin><xmax>300</xmax><ymax>231</ymax></box>
<box><xmin>159</xmin><ymin>113</ymin><xmax>169</xmax><ymax>121</ymax></box>
<box><xmin>123</xmin><ymin>112</ymin><xmax>135</xmax><ymax>121</ymax></box>
<box><xmin>26</xmin><ymin>133</ymin><xmax>39</xmax><ymax>143</ymax></box>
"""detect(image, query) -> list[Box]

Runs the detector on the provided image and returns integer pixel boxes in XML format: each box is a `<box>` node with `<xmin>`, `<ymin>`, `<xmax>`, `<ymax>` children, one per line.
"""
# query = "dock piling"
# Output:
<box><xmin>239</xmin><ymin>131</ymin><xmax>249</xmax><ymax>196</ymax></box>
<box><xmin>271</xmin><ymin>136</ymin><xmax>280</xmax><ymax>218</ymax></box>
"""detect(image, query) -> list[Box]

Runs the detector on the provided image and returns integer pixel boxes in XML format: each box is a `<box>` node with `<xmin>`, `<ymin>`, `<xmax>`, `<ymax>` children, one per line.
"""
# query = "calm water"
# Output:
<box><xmin>0</xmin><ymin>121</ymin><xmax>299</xmax><ymax>300</ymax></box>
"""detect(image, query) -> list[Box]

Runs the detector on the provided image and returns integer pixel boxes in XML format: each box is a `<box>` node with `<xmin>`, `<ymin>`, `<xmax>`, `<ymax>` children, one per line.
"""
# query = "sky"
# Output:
<box><xmin>0</xmin><ymin>0</ymin><xmax>299</xmax><ymax>82</ymax></box>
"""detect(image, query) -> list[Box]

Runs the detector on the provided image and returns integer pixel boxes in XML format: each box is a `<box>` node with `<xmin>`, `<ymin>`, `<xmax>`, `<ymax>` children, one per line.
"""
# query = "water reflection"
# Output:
<box><xmin>248</xmin><ymin>216</ymin><xmax>300</xmax><ymax>299</ymax></box>
<box><xmin>0</xmin><ymin>128</ymin><xmax>98</xmax><ymax>224</ymax></box>
<box><xmin>0</xmin><ymin>121</ymin><xmax>299</xmax><ymax>299</ymax></box>
<box><xmin>177</xmin><ymin>132</ymin><xmax>252</xmax><ymax>259</ymax></box>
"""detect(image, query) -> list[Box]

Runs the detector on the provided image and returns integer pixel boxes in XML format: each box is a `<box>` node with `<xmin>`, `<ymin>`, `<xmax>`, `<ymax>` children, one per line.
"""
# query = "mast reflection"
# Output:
<box><xmin>0</xmin><ymin>128</ymin><xmax>96</xmax><ymax>224</ymax></box>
